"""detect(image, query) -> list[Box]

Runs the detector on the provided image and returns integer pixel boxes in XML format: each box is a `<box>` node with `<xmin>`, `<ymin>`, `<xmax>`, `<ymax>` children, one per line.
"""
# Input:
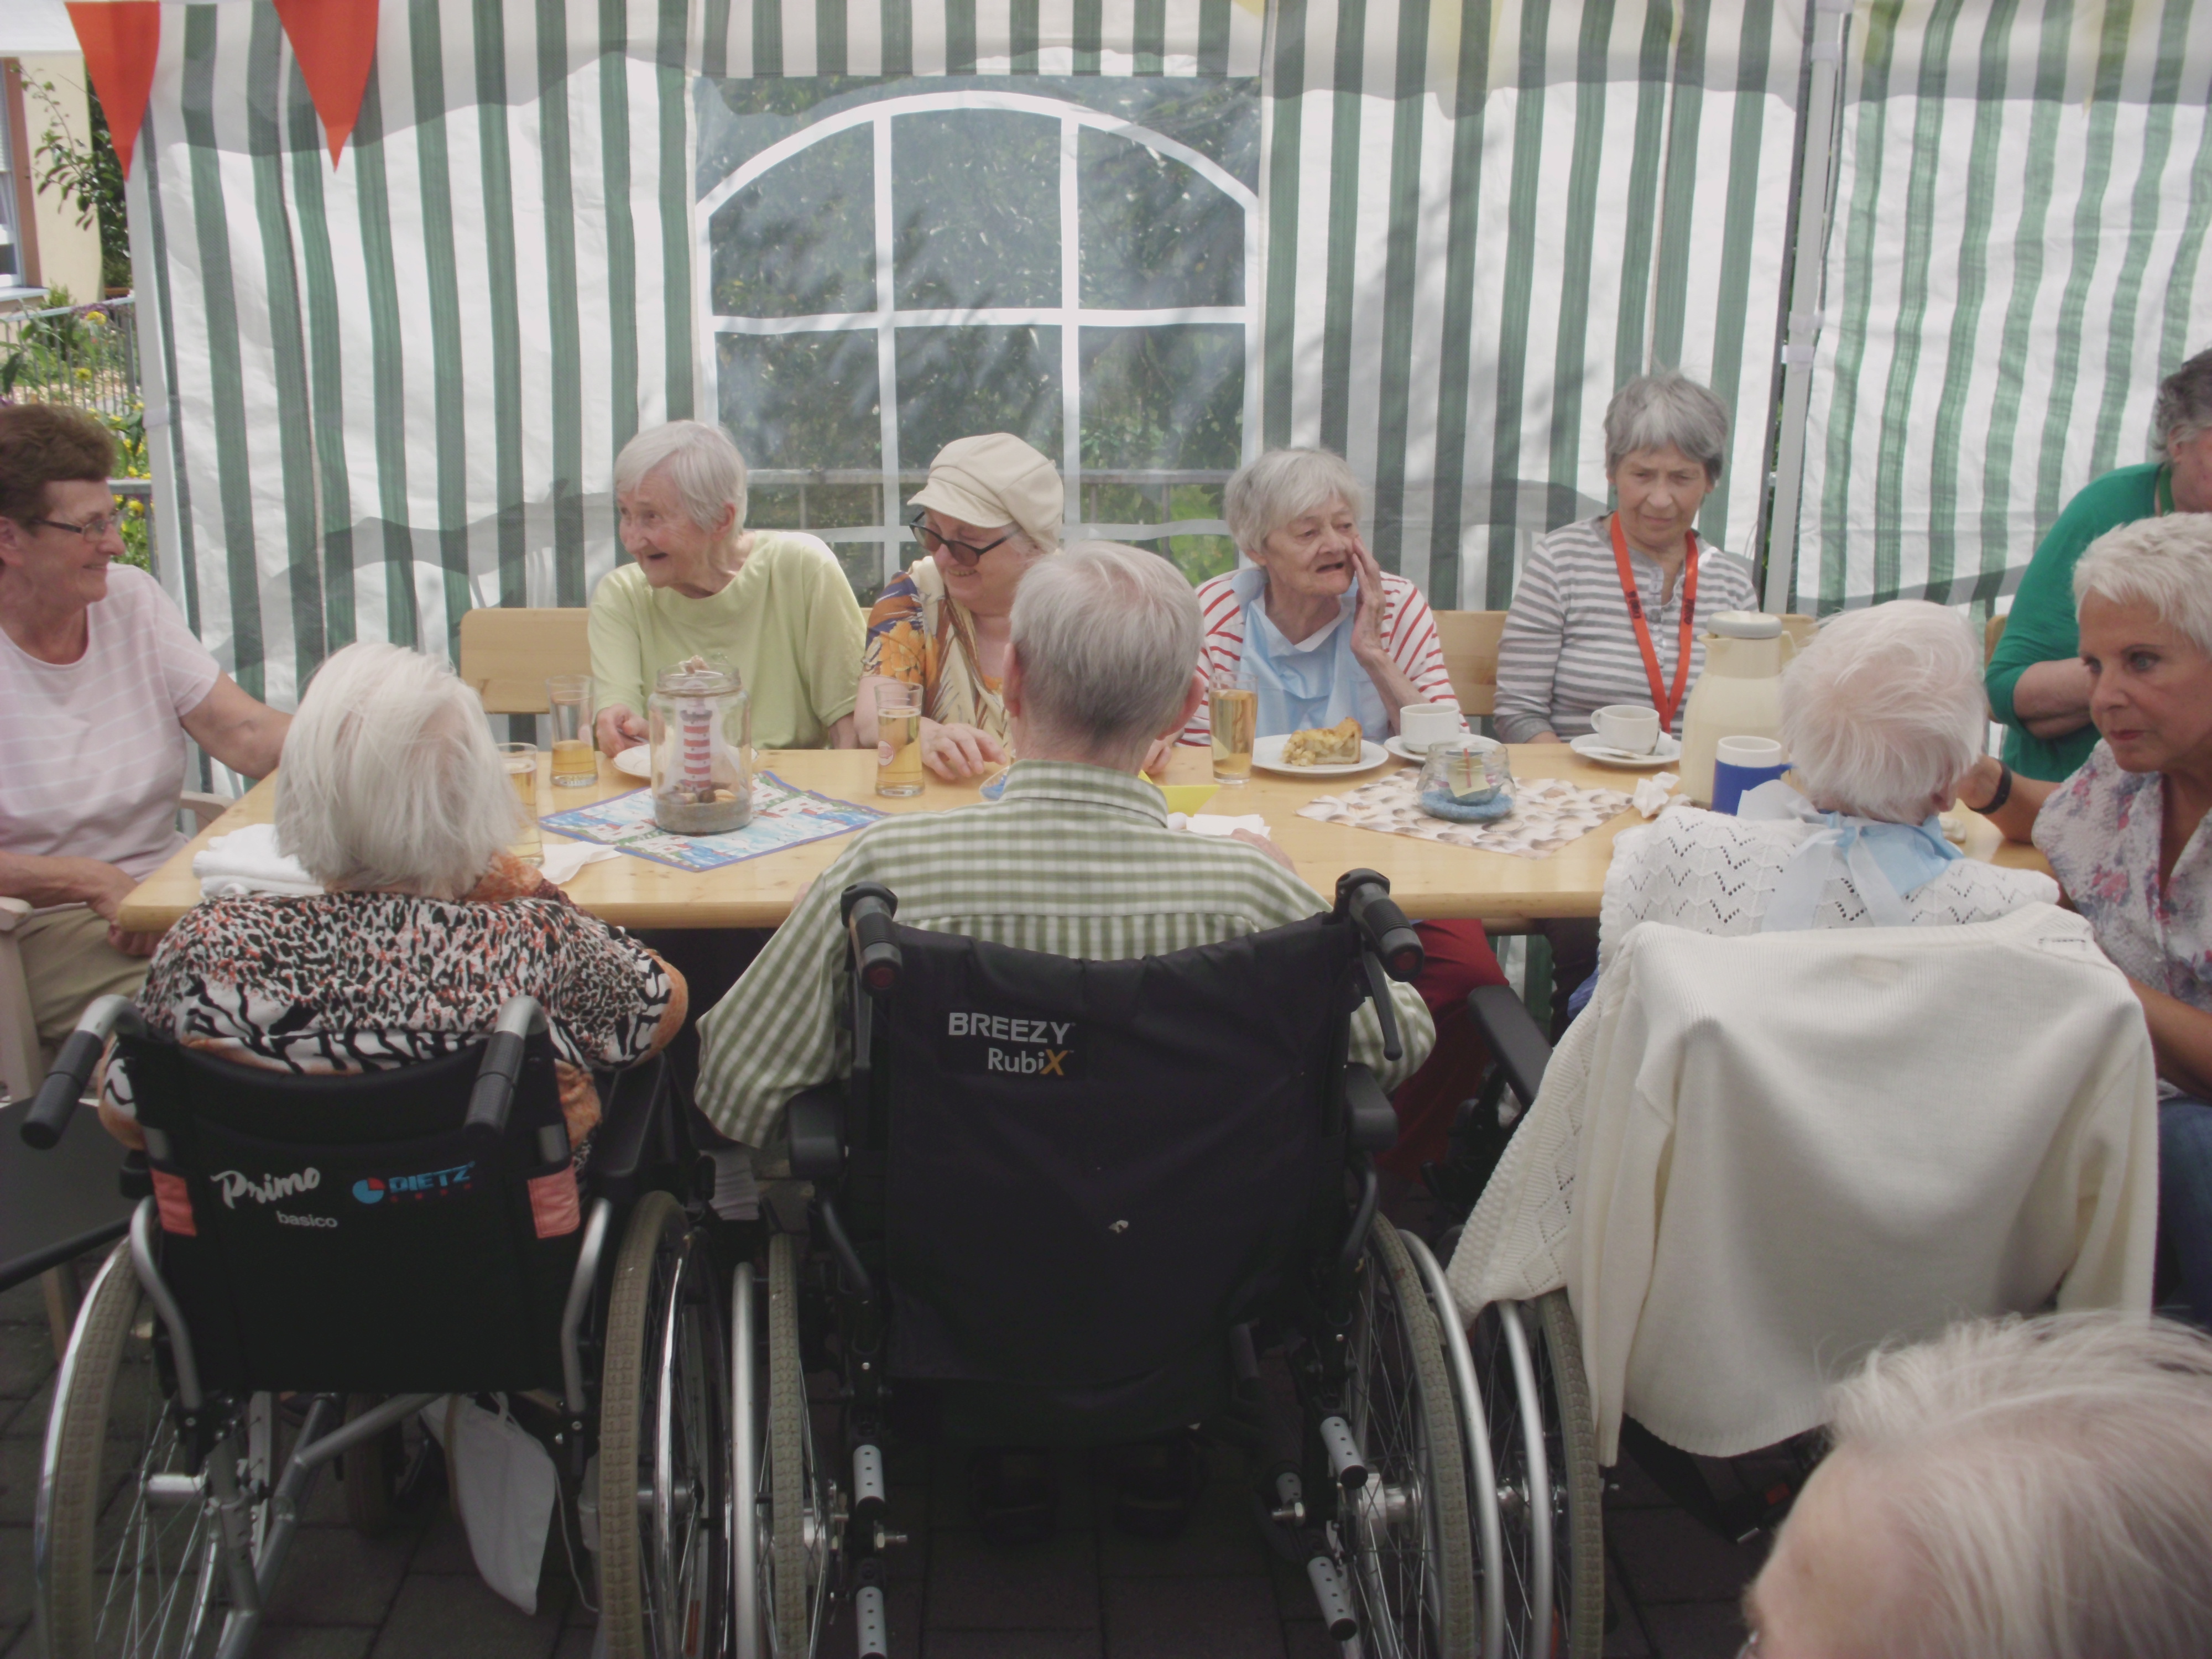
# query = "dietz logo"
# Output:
<box><xmin>943</xmin><ymin>1011</ymin><xmax>1081</xmax><ymax>1079</ymax></box>
<box><xmin>351</xmin><ymin>1162</ymin><xmax>478</xmax><ymax>1205</ymax></box>
<box><xmin>211</xmin><ymin>1168</ymin><xmax>321</xmax><ymax>1209</ymax></box>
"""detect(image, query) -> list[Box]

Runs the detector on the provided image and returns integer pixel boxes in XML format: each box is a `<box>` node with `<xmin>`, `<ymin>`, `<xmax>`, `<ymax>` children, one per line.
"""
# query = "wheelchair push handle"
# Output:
<box><xmin>21</xmin><ymin>994</ymin><xmax>139</xmax><ymax>1151</ymax></box>
<box><xmin>463</xmin><ymin>997</ymin><xmax>549</xmax><ymax>1147</ymax></box>
<box><xmin>1335</xmin><ymin>870</ymin><xmax>1424</xmax><ymax>983</ymax></box>
<box><xmin>841</xmin><ymin>883</ymin><xmax>902</xmax><ymax>994</ymax></box>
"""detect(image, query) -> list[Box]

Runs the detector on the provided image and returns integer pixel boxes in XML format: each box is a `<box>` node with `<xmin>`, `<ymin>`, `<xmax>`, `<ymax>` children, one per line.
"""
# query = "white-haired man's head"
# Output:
<box><xmin>1745</xmin><ymin>1312</ymin><xmax>2212</xmax><ymax>1659</ymax></box>
<box><xmin>1005</xmin><ymin>541</ymin><xmax>1203</xmax><ymax>771</ymax></box>
<box><xmin>1779</xmin><ymin>601</ymin><xmax>1987</xmax><ymax>823</ymax></box>
<box><xmin>276</xmin><ymin>641</ymin><xmax>519</xmax><ymax>900</ymax></box>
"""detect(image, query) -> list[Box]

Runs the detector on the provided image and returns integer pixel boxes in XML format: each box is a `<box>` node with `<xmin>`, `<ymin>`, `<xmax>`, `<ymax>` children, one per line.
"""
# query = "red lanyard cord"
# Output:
<box><xmin>1608</xmin><ymin>512</ymin><xmax>1700</xmax><ymax>728</ymax></box>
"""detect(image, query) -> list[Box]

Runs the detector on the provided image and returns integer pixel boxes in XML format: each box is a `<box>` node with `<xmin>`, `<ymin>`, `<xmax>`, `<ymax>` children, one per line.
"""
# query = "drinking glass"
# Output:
<box><xmin>546</xmin><ymin>674</ymin><xmax>596</xmax><ymax>787</ymax></box>
<box><xmin>875</xmin><ymin>683</ymin><xmax>924</xmax><ymax>798</ymax></box>
<box><xmin>495</xmin><ymin>742</ymin><xmax>543</xmax><ymax>865</ymax></box>
<box><xmin>1209</xmin><ymin>672</ymin><xmax>1257</xmax><ymax>785</ymax></box>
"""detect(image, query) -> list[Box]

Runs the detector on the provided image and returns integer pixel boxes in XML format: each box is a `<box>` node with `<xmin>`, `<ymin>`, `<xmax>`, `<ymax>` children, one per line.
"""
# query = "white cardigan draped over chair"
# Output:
<box><xmin>1448</xmin><ymin>904</ymin><xmax>2159</xmax><ymax>1464</ymax></box>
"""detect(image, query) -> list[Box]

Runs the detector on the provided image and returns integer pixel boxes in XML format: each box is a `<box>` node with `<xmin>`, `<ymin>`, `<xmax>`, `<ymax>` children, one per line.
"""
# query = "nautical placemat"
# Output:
<box><xmin>1296</xmin><ymin>769</ymin><xmax>1632</xmax><ymax>859</ymax></box>
<box><xmin>540</xmin><ymin>771</ymin><xmax>883</xmax><ymax>873</ymax></box>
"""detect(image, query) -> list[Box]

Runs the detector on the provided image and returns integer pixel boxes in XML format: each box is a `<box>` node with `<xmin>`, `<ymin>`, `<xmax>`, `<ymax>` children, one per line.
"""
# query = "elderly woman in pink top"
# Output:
<box><xmin>0</xmin><ymin>404</ymin><xmax>289</xmax><ymax>1064</ymax></box>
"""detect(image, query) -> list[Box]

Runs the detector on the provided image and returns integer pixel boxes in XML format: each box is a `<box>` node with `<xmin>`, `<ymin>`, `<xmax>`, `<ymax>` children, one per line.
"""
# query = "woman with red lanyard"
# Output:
<box><xmin>1493</xmin><ymin>372</ymin><xmax>1761</xmax><ymax>1030</ymax></box>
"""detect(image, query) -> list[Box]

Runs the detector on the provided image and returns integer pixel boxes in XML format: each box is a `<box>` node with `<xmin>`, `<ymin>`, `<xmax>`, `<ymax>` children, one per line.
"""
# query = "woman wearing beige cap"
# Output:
<box><xmin>857</xmin><ymin>432</ymin><xmax>1062</xmax><ymax>780</ymax></box>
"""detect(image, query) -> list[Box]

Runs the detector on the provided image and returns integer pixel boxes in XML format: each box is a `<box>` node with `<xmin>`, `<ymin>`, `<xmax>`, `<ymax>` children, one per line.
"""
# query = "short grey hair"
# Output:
<box><xmin>1780</xmin><ymin>601</ymin><xmax>1985</xmax><ymax>822</ymax></box>
<box><xmin>1816</xmin><ymin>1312</ymin><xmax>2212</xmax><ymax>1659</ymax></box>
<box><xmin>276</xmin><ymin>641</ymin><xmax>519</xmax><ymax>900</ymax></box>
<box><xmin>2152</xmin><ymin>347</ymin><xmax>2212</xmax><ymax>455</ymax></box>
<box><xmin>1224</xmin><ymin>448</ymin><xmax>1366</xmax><ymax>556</ymax></box>
<box><xmin>2073</xmin><ymin>512</ymin><xmax>2212</xmax><ymax>658</ymax></box>
<box><xmin>614</xmin><ymin>420</ymin><xmax>748</xmax><ymax>536</ymax></box>
<box><xmin>1603</xmin><ymin>372</ymin><xmax>1729</xmax><ymax>484</ymax></box>
<box><xmin>1009</xmin><ymin>542</ymin><xmax>1202</xmax><ymax>762</ymax></box>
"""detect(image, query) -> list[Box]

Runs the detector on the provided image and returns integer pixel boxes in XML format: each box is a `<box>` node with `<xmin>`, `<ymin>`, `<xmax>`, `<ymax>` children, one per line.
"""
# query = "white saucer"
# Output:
<box><xmin>1251</xmin><ymin>735</ymin><xmax>1392</xmax><ymax>778</ymax></box>
<box><xmin>612</xmin><ymin>745</ymin><xmax>653</xmax><ymax>779</ymax></box>
<box><xmin>1569</xmin><ymin>732</ymin><xmax>1682</xmax><ymax>769</ymax></box>
<box><xmin>1385</xmin><ymin>733</ymin><xmax>1497</xmax><ymax>764</ymax></box>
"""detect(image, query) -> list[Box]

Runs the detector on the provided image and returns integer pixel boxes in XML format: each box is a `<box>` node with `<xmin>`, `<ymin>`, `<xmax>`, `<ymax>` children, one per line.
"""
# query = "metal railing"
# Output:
<box><xmin>745</xmin><ymin>466</ymin><xmax>1235</xmax><ymax>544</ymax></box>
<box><xmin>0</xmin><ymin>296</ymin><xmax>140</xmax><ymax>419</ymax></box>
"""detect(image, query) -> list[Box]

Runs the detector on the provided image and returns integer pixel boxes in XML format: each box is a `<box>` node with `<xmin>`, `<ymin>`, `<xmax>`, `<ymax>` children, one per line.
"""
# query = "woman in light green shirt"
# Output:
<box><xmin>591</xmin><ymin>422</ymin><xmax>864</xmax><ymax>755</ymax></box>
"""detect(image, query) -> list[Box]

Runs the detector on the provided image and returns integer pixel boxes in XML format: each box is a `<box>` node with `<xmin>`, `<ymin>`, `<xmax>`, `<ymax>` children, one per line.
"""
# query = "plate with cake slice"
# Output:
<box><xmin>1253</xmin><ymin>718</ymin><xmax>1391</xmax><ymax>778</ymax></box>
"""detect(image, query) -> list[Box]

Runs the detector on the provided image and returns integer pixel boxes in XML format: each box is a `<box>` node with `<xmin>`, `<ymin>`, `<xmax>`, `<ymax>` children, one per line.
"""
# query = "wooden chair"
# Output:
<box><xmin>457</xmin><ymin>607</ymin><xmax>592</xmax><ymax>714</ymax></box>
<box><xmin>1430</xmin><ymin>610</ymin><xmax>1821</xmax><ymax>721</ymax></box>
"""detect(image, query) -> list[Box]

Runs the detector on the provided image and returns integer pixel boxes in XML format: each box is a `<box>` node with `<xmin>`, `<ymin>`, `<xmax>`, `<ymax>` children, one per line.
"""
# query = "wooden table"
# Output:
<box><xmin>116</xmin><ymin>745</ymin><xmax>2051</xmax><ymax>935</ymax></box>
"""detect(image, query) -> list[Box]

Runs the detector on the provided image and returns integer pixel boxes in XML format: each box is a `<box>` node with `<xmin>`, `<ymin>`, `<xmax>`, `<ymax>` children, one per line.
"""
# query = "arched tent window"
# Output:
<box><xmin>698</xmin><ymin>85</ymin><xmax>1259</xmax><ymax>599</ymax></box>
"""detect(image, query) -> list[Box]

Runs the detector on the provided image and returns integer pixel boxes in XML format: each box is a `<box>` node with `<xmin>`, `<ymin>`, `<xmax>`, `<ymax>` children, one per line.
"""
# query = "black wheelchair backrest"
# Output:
<box><xmin>117</xmin><ymin>1019</ymin><xmax>582</xmax><ymax>1396</ymax></box>
<box><xmin>860</xmin><ymin>915</ymin><xmax>1364</xmax><ymax>1391</ymax></box>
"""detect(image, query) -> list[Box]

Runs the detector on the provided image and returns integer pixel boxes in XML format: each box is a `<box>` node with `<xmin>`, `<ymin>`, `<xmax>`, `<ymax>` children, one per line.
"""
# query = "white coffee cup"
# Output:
<box><xmin>1592</xmin><ymin>704</ymin><xmax>1661</xmax><ymax>755</ymax></box>
<box><xmin>1397</xmin><ymin>703</ymin><xmax>1463</xmax><ymax>754</ymax></box>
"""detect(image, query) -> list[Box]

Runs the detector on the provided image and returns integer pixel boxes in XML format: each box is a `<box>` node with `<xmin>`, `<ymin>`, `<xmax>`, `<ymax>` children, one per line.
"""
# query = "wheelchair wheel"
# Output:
<box><xmin>39</xmin><ymin>1238</ymin><xmax>265</xmax><ymax>1659</ymax></box>
<box><xmin>598</xmin><ymin>1190</ymin><xmax>731</xmax><ymax>1659</ymax></box>
<box><xmin>1337</xmin><ymin>1218</ymin><xmax>1479</xmax><ymax>1657</ymax></box>
<box><xmin>761</xmin><ymin>1230</ymin><xmax>834</xmax><ymax>1656</ymax></box>
<box><xmin>1472</xmin><ymin>1292</ymin><xmax>1604</xmax><ymax>1657</ymax></box>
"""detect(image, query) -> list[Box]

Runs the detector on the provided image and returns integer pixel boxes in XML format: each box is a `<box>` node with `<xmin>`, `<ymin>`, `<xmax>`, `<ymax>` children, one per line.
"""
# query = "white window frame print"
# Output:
<box><xmin>695</xmin><ymin>87</ymin><xmax>1262</xmax><ymax>586</ymax></box>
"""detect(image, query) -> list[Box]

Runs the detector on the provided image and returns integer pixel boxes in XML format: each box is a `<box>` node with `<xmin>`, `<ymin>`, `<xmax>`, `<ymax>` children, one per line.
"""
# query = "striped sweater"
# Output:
<box><xmin>1493</xmin><ymin>515</ymin><xmax>1759</xmax><ymax>743</ymax></box>
<box><xmin>1177</xmin><ymin>569</ymin><xmax>1458</xmax><ymax>744</ymax></box>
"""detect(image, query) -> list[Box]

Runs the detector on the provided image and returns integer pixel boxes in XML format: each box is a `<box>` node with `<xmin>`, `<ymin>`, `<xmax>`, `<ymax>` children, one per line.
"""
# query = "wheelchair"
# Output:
<box><xmin>731</xmin><ymin>870</ymin><xmax>1491</xmax><ymax>1658</ymax></box>
<box><xmin>20</xmin><ymin>994</ymin><xmax>731</xmax><ymax>1659</ymax></box>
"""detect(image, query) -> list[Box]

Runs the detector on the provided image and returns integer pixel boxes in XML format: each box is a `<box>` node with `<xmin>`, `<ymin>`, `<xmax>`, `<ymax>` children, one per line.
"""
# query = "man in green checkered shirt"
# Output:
<box><xmin>695</xmin><ymin>542</ymin><xmax>1434</xmax><ymax>1149</ymax></box>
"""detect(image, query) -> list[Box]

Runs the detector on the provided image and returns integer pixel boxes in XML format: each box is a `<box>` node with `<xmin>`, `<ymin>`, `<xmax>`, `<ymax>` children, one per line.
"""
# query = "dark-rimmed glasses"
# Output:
<box><xmin>28</xmin><ymin>508</ymin><xmax>123</xmax><ymax>543</ymax></box>
<box><xmin>907</xmin><ymin>508</ymin><xmax>1013</xmax><ymax>567</ymax></box>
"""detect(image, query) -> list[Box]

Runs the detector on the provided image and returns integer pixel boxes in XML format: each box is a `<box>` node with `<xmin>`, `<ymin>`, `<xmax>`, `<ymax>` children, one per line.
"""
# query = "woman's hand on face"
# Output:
<box><xmin>1348</xmin><ymin>535</ymin><xmax>1390</xmax><ymax>666</ymax></box>
<box><xmin>917</xmin><ymin>720</ymin><xmax>1008</xmax><ymax>780</ymax></box>
<box><xmin>596</xmin><ymin>707</ymin><xmax>649</xmax><ymax>757</ymax></box>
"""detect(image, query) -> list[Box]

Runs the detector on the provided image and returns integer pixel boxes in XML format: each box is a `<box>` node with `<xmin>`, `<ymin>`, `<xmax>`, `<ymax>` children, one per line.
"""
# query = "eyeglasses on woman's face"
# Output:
<box><xmin>907</xmin><ymin>509</ymin><xmax>1013</xmax><ymax>568</ymax></box>
<box><xmin>28</xmin><ymin>507</ymin><xmax>124</xmax><ymax>544</ymax></box>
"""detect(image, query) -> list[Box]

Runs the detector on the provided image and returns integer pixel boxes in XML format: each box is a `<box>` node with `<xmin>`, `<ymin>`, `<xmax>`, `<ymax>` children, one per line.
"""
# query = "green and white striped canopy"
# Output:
<box><xmin>122</xmin><ymin>0</ymin><xmax>2212</xmax><ymax>705</ymax></box>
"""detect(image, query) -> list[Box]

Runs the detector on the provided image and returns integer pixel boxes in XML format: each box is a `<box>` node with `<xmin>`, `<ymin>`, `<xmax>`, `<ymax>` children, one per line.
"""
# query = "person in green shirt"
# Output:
<box><xmin>591</xmin><ymin>421</ymin><xmax>864</xmax><ymax>756</ymax></box>
<box><xmin>1989</xmin><ymin>349</ymin><xmax>2212</xmax><ymax>780</ymax></box>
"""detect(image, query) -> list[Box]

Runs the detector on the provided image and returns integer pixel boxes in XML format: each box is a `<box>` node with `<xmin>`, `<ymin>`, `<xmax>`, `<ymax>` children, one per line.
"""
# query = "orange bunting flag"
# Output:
<box><xmin>272</xmin><ymin>0</ymin><xmax>382</xmax><ymax>166</ymax></box>
<box><xmin>64</xmin><ymin>2</ymin><xmax>162</xmax><ymax>180</ymax></box>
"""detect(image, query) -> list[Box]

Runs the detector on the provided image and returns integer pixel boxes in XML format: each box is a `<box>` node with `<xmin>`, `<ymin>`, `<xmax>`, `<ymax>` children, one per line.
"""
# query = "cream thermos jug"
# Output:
<box><xmin>1678</xmin><ymin>611</ymin><xmax>1796</xmax><ymax>806</ymax></box>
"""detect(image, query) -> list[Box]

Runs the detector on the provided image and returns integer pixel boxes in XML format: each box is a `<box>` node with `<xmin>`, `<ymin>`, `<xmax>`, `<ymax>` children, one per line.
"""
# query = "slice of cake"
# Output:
<box><xmin>1282</xmin><ymin>716</ymin><xmax>1364</xmax><ymax>766</ymax></box>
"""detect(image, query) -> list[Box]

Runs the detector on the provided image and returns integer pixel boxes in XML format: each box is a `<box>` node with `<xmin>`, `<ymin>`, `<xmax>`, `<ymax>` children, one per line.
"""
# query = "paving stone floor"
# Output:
<box><xmin>0</xmin><ymin>1254</ymin><xmax>1771</xmax><ymax>1659</ymax></box>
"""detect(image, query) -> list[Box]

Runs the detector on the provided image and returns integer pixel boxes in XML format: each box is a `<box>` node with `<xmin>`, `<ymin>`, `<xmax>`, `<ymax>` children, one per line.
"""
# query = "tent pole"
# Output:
<box><xmin>1763</xmin><ymin>0</ymin><xmax>1851</xmax><ymax>615</ymax></box>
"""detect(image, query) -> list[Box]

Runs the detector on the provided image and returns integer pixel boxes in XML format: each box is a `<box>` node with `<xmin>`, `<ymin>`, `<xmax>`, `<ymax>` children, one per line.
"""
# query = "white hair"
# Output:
<box><xmin>1009</xmin><ymin>542</ymin><xmax>1202</xmax><ymax>763</ymax></box>
<box><xmin>276</xmin><ymin>642</ymin><xmax>518</xmax><ymax>899</ymax></box>
<box><xmin>2073</xmin><ymin>512</ymin><xmax>2212</xmax><ymax>659</ymax></box>
<box><xmin>1604</xmin><ymin>372</ymin><xmax>1729</xmax><ymax>484</ymax></box>
<box><xmin>1819</xmin><ymin>1312</ymin><xmax>2212</xmax><ymax>1659</ymax></box>
<box><xmin>1780</xmin><ymin>601</ymin><xmax>1985</xmax><ymax>822</ymax></box>
<box><xmin>614</xmin><ymin>420</ymin><xmax>748</xmax><ymax>536</ymax></box>
<box><xmin>1223</xmin><ymin>448</ymin><xmax>1366</xmax><ymax>556</ymax></box>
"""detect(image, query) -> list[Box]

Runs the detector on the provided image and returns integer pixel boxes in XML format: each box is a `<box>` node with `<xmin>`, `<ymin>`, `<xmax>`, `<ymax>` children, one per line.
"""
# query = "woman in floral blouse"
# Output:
<box><xmin>1963</xmin><ymin>515</ymin><xmax>2212</xmax><ymax>1323</ymax></box>
<box><xmin>103</xmin><ymin>642</ymin><xmax>685</xmax><ymax>1165</ymax></box>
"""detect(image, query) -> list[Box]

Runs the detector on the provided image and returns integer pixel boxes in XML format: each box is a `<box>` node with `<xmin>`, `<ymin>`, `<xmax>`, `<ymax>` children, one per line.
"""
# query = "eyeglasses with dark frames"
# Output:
<box><xmin>27</xmin><ymin>508</ymin><xmax>124</xmax><ymax>544</ymax></box>
<box><xmin>906</xmin><ymin>508</ymin><xmax>1013</xmax><ymax>568</ymax></box>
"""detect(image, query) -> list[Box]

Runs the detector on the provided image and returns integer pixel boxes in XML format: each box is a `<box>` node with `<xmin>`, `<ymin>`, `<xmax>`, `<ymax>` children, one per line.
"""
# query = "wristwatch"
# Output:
<box><xmin>1977</xmin><ymin>761</ymin><xmax>2013</xmax><ymax>816</ymax></box>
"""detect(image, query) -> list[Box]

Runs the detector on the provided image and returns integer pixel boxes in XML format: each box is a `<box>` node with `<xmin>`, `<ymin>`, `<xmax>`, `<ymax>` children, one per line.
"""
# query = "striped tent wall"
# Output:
<box><xmin>131</xmin><ymin>0</ymin><xmax>698</xmax><ymax>708</ymax></box>
<box><xmin>1264</xmin><ymin>1</ymin><xmax>1806</xmax><ymax>609</ymax></box>
<box><xmin>1798</xmin><ymin>0</ymin><xmax>2212</xmax><ymax>614</ymax></box>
